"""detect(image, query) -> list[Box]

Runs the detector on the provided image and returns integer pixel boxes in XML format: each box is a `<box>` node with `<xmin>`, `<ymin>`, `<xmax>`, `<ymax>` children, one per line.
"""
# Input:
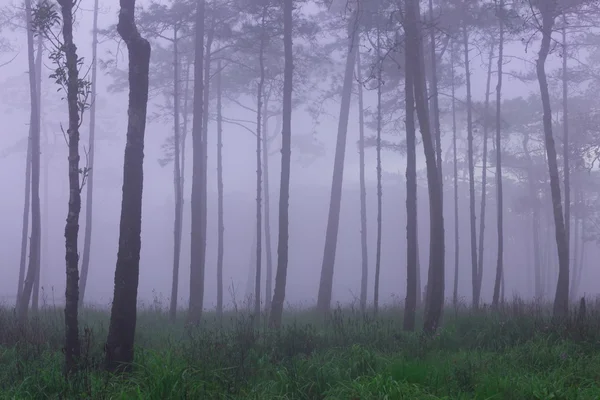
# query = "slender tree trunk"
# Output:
<box><xmin>492</xmin><ymin>1</ymin><xmax>504</xmax><ymax>308</ymax></box>
<box><xmin>32</xmin><ymin>35</ymin><xmax>43</xmax><ymax>312</ymax></box>
<box><xmin>269</xmin><ymin>0</ymin><xmax>292</xmax><ymax>328</ymax></box>
<box><xmin>428</xmin><ymin>0</ymin><xmax>443</xmax><ymax>192</ymax></box>
<box><xmin>169</xmin><ymin>29</ymin><xmax>182</xmax><ymax>322</ymax></box>
<box><xmin>569</xmin><ymin>186</ymin><xmax>579</xmax><ymax>301</ymax></box>
<box><xmin>403</xmin><ymin>32</ymin><xmax>417</xmax><ymax>332</ymax></box>
<box><xmin>463</xmin><ymin>25</ymin><xmax>478</xmax><ymax>308</ymax></box>
<box><xmin>356</xmin><ymin>49</ymin><xmax>368</xmax><ymax>312</ymax></box>
<box><xmin>523</xmin><ymin>134</ymin><xmax>542</xmax><ymax>300</ymax></box>
<box><xmin>407</xmin><ymin>0</ymin><xmax>444</xmax><ymax>333</ymax></box>
<box><xmin>216</xmin><ymin>60</ymin><xmax>224</xmax><ymax>320</ymax></box>
<box><xmin>262</xmin><ymin>100</ymin><xmax>273</xmax><ymax>314</ymax></box>
<box><xmin>561</xmin><ymin>16</ymin><xmax>570</xmax><ymax>285</ymax></box>
<box><xmin>188</xmin><ymin>0</ymin><xmax>205</xmax><ymax>325</ymax></box>
<box><xmin>317</xmin><ymin>11</ymin><xmax>359</xmax><ymax>312</ymax></box>
<box><xmin>476</xmin><ymin>40</ymin><xmax>495</xmax><ymax>304</ymax></box>
<box><xmin>536</xmin><ymin>4</ymin><xmax>569</xmax><ymax>318</ymax></box>
<box><xmin>78</xmin><ymin>0</ymin><xmax>99</xmax><ymax>309</ymax></box>
<box><xmin>105</xmin><ymin>0</ymin><xmax>150</xmax><ymax>371</ymax></box>
<box><xmin>451</xmin><ymin>43</ymin><xmax>459</xmax><ymax>307</ymax></box>
<box><xmin>17</xmin><ymin>0</ymin><xmax>41</xmax><ymax>323</ymax></box>
<box><xmin>57</xmin><ymin>0</ymin><xmax>83</xmax><ymax>373</ymax></box>
<box><xmin>17</xmin><ymin>126</ymin><xmax>32</xmax><ymax>310</ymax></box>
<box><xmin>254</xmin><ymin>8</ymin><xmax>267</xmax><ymax>322</ymax></box>
<box><xmin>374</xmin><ymin>29</ymin><xmax>383</xmax><ymax>314</ymax></box>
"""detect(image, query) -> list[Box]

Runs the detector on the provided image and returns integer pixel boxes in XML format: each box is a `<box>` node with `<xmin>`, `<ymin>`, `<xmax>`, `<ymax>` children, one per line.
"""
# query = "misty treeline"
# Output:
<box><xmin>4</xmin><ymin>0</ymin><xmax>600</xmax><ymax>373</ymax></box>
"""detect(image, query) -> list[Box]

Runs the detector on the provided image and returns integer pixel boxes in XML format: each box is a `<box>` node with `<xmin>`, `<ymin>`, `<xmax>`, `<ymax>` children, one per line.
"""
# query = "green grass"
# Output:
<box><xmin>1</xmin><ymin>299</ymin><xmax>600</xmax><ymax>399</ymax></box>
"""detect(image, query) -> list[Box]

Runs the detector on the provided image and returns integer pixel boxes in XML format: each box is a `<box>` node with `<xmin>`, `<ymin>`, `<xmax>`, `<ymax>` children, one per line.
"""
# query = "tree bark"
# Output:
<box><xmin>374</xmin><ymin>28</ymin><xmax>383</xmax><ymax>315</ymax></box>
<box><xmin>317</xmin><ymin>11</ymin><xmax>359</xmax><ymax>312</ymax></box>
<box><xmin>105</xmin><ymin>0</ymin><xmax>150</xmax><ymax>371</ymax></box>
<box><xmin>169</xmin><ymin>28</ymin><xmax>182</xmax><ymax>322</ymax></box>
<box><xmin>269</xmin><ymin>0</ymin><xmax>292</xmax><ymax>328</ymax></box>
<box><xmin>32</xmin><ymin>35</ymin><xmax>43</xmax><ymax>312</ymax></box>
<box><xmin>79</xmin><ymin>0</ymin><xmax>99</xmax><ymax>309</ymax></box>
<box><xmin>463</xmin><ymin>25</ymin><xmax>478</xmax><ymax>308</ymax></box>
<box><xmin>356</xmin><ymin>49</ymin><xmax>368</xmax><ymax>313</ymax></box>
<box><xmin>216</xmin><ymin>59</ymin><xmax>224</xmax><ymax>320</ymax></box>
<box><xmin>428</xmin><ymin>0</ymin><xmax>443</xmax><ymax>193</ymax></box>
<box><xmin>492</xmin><ymin>1</ymin><xmax>504</xmax><ymax>308</ymax></box>
<box><xmin>17</xmin><ymin>122</ymin><xmax>32</xmax><ymax>311</ymax></box>
<box><xmin>536</xmin><ymin>3</ymin><xmax>569</xmax><ymax>318</ymax></box>
<box><xmin>451</xmin><ymin>42</ymin><xmax>459</xmax><ymax>307</ymax></box>
<box><xmin>561</xmin><ymin>15</ymin><xmax>570</xmax><ymax>285</ymax></box>
<box><xmin>188</xmin><ymin>0</ymin><xmax>205</xmax><ymax>325</ymax></box>
<box><xmin>262</xmin><ymin>99</ymin><xmax>273</xmax><ymax>314</ymax></box>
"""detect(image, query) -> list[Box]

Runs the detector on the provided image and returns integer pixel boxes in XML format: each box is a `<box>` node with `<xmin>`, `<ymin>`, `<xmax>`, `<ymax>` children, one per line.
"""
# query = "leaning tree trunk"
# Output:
<box><xmin>105</xmin><ymin>0</ymin><xmax>150</xmax><ymax>371</ymax></box>
<box><xmin>216</xmin><ymin>59</ymin><xmax>224</xmax><ymax>320</ymax></box>
<box><xmin>79</xmin><ymin>0</ymin><xmax>99</xmax><ymax>308</ymax></box>
<box><xmin>450</xmin><ymin>42</ymin><xmax>459</xmax><ymax>307</ymax></box>
<box><xmin>536</xmin><ymin>3</ymin><xmax>569</xmax><ymax>318</ymax></box>
<box><xmin>57</xmin><ymin>0</ymin><xmax>84</xmax><ymax>374</ymax></box>
<box><xmin>492</xmin><ymin>0</ymin><xmax>504</xmax><ymax>308</ymax></box>
<box><xmin>169</xmin><ymin>28</ymin><xmax>183</xmax><ymax>322</ymax></box>
<box><xmin>17</xmin><ymin>124</ymin><xmax>32</xmax><ymax>311</ymax></box>
<box><xmin>18</xmin><ymin>0</ymin><xmax>41</xmax><ymax>323</ymax></box>
<box><xmin>407</xmin><ymin>0</ymin><xmax>444</xmax><ymax>333</ymax></box>
<box><xmin>269</xmin><ymin>0</ymin><xmax>293</xmax><ymax>328</ymax></box>
<box><xmin>317</xmin><ymin>11</ymin><xmax>359</xmax><ymax>312</ymax></box>
<box><xmin>403</xmin><ymin>33</ymin><xmax>417</xmax><ymax>332</ymax></box>
<box><xmin>463</xmin><ymin>25</ymin><xmax>478</xmax><ymax>308</ymax></box>
<box><xmin>374</xmin><ymin>30</ymin><xmax>383</xmax><ymax>315</ymax></box>
<box><xmin>188</xmin><ymin>0</ymin><xmax>205</xmax><ymax>325</ymax></box>
<box><xmin>356</xmin><ymin>49</ymin><xmax>369</xmax><ymax>313</ymax></box>
<box><xmin>476</xmin><ymin>40</ymin><xmax>495</xmax><ymax>304</ymax></box>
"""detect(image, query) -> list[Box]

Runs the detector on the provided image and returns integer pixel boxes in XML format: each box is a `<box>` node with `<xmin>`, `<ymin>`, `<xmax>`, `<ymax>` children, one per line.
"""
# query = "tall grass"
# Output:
<box><xmin>1</xmin><ymin>297</ymin><xmax>600</xmax><ymax>399</ymax></box>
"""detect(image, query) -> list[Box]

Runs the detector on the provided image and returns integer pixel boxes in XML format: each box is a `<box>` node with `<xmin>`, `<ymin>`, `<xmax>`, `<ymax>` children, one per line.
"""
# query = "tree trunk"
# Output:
<box><xmin>57</xmin><ymin>0</ymin><xmax>83</xmax><ymax>373</ymax></box>
<box><xmin>463</xmin><ymin>25</ymin><xmax>478</xmax><ymax>308</ymax></box>
<box><xmin>32</xmin><ymin>35</ymin><xmax>43</xmax><ymax>312</ymax></box>
<box><xmin>561</xmin><ymin>15</ymin><xmax>570</xmax><ymax>284</ymax></box>
<box><xmin>407</xmin><ymin>0</ymin><xmax>444</xmax><ymax>333</ymax></box>
<box><xmin>17</xmin><ymin>123</ymin><xmax>32</xmax><ymax>311</ymax></box>
<box><xmin>105</xmin><ymin>0</ymin><xmax>150</xmax><ymax>371</ymax></box>
<box><xmin>451</xmin><ymin>42</ymin><xmax>459</xmax><ymax>307</ymax></box>
<box><xmin>492</xmin><ymin>1</ymin><xmax>504</xmax><ymax>308</ymax></box>
<box><xmin>79</xmin><ymin>0</ymin><xmax>99</xmax><ymax>309</ymax></box>
<box><xmin>254</xmin><ymin>8</ymin><xmax>267</xmax><ymax>323</ymax></box>
<box><xmin>374</xmin><ymin>29</ymin><xmax>383</xmax><ymax>315</ymax></box>
<box><xmin>356</xmin><ymin>49</ymin><xmax>368</xmax><ymax>313</ymax></box>
<box><xmin>403</xmin><ymin>31</ymin><xmax>417</xmax><ymax>332</ymax></box>
<box><xmin>169</xmin><ymin>28</ymin><xmax>182</xmax><ymax>322</ymax></box>
<box><xmin>428</xmin><ymin>0</ymin><xmax>443</xmax><ymax>192</ymax></box>
<box><xmin>17</xmin><ymin>0</ymin><xmax>41</xmax><ymax>323</ymax></box>
<box><xmin>216</xmin><ymin>59</ymin><xmax>224</xmax><ymax>320</ymax></box>
<box><xmin>476</xmin><ymin>40</ymin><xmax>495</xmax><ymax>304</ymax></box>
<box><xmin>523</xmin><ymin>133</ymin><xmax>542</xmax><ymax>300</ymax></box>
<box><xmin>269</xmin><ymin>0</ymin><xmax>292</xmax><ymax>328</ymax></box>
<box><xmin>569</xmin><ymin>187</ymin><xmax>579</xmax><ymax>301</ymax></box>
<box><xmin>536</xmin><ymin>4</ymin><xmax>569</xmax><ymax>318</ymax></box>
<box><xmin>262</xmin><ymin>99</ymin><xmax>273</xmax><ymax>314</ymax></box>
<box><xmin>317</xmin><ymin>12</ymin><xmax>359</xmax><ymax>312</ymax></box>
<box><xmin>188</xmin><ymin>0</ymin><xmax>205</xmax><ymax>325</ymax></box>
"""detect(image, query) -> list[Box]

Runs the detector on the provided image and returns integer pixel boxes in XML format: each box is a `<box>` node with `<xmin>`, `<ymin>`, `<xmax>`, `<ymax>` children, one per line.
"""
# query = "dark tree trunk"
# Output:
<box><xmin>492</xmin><ymin>1</ymin><xmax>504</xmax><ymax>308</ymax></box>
<box><xmin>428</xmin><ymin>0</ymin><xmax>443</xmax><ymax>193</ymax></box>
<box><xmin>356</xmin><ymin>49</ymin><xmax>368</xmax><ymax>313</ymax></box>
<box><xmin>463</xmin><ymin>25</ymin><xmax>478</xmax><ymax>308</ymax></box>
<box><xmin>374</xmin><ymin>30</ymin><xmax>383</xmax><ymax>315</ymax></box>
<box><xmin>262</xmin><ymin>100</ymin><xmax>273</xmax><ymax>314</ymax></box>
<box><xmin>188</xmin><ymin>0</ymin><xmax>205</xmax><ymax>325</ymax></box>
<box><xmin>17</xmin><ymin>0</ymin><xmax>41</xmax><ymax>324</ymax></box>
<box><xmin>79</xmin><ymin>0</ymin><xmax>99</xmax><ymax>309</ymax></box>
<box><xmin>317</xmin><ymin>12</ymin><xmax>359</xmax><ymax>312</ymax></box>
<box><xmin>57</xmin><ymin>0</ymin><xmax>84</xmax><ymax>373</ymax></box>
<box><xmin>450</xmin><ymin>42</ymin><xmax>459</xmax><ymax>307</ymax></box>
<box><xmin>32</xmin><ymin>35</ymin><xmax>43</xmax><ymax>312</ymax></box>
<box><xmin>105</xmin><ymin>0</ymin><xmax>150</xmax><ymax>371</ymax></box>
<box><xmin>17</xmin><ymin>124</ymin><xmax>32</xmax><ymax>311</ymax></box>
<box><xmin>403</xmin><ymin>32</ymin><xmax>417</xmax><ymax>332</ymax></box>
<box><xmin>407</xmin><ymin>0</ymin><xmax>444</xmax><ymax>333</ymax></box>
<box><xmin>216</xmin><ymin>59</ymin><xmax>224</xmax><ymax>320</ymax></box>
<box><xmin>536</xmin><ymin>3</ymin><xmax>569</xmax><ymax>318</ymax></box>
<box><xmin>169</xmin><ymin>28</ymin><xmax>182</xmax><ymax>322</ymax></box>
<box><xmin>269</xmin><ymin>0</ymin><xmax>292</xmax><ymax>328</ymax></box>
<box><xmin>476</xmin><ymin>40</ymin><xmax>495</xmax><ymax>304</ymax></box>
<box><xmin>561</xmin><ymin>15</ymin><xmax>570</xmax><ymax>281</ymax></box>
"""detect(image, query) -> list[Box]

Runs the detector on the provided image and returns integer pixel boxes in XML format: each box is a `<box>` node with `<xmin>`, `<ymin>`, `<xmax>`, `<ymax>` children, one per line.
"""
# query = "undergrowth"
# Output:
<box><xmin>1</xmin><ymin>298</ymin><xmax>600</xmax><ymax>399</ymax></box>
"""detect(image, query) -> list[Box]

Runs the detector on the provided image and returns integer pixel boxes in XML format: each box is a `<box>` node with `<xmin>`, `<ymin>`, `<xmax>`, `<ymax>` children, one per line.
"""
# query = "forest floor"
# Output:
<box><xmin>1</xmin><ymin>299</ymin><xmax>600</xmax><ymax>399</ymax></box>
